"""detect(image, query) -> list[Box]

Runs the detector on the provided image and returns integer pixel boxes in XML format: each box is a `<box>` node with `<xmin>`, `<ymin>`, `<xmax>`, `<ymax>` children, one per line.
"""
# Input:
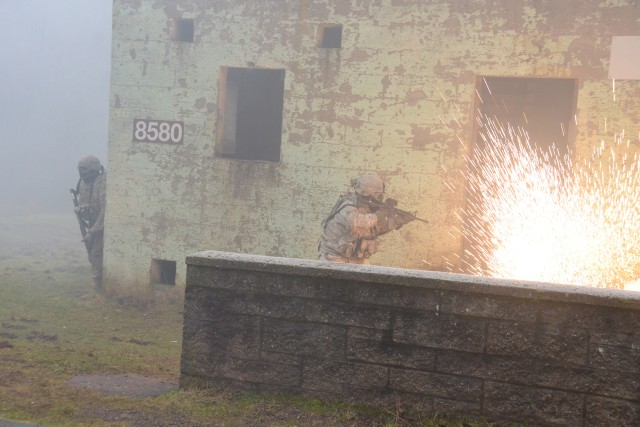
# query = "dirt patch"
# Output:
<box><xmin>2</xmin><ymin>323</ymin><xmax>27</xmax><ymax>330</ymax></box>
<box><xmin>0</xmin><ymin>332</ymin><xmax>18</xmax><ymax>339</ymax></box>
<box><xmin>26</xmin><ymin>331</ymin><xmax>57</xmax><ymax>342</ymax></box>
<box><xmin>110</xmin><ymin>336</ymin><xmax>153</xmax><ymax>346</ymax></box>
<box><xmin>10</xmin><ymin>317</ymin><xmax>38</xmax><ymax>323</ymax></box>
<box><xmin>68</xmin><ymin>374</ymin><xmax>178</xmax><ymax>398</ymax></box>
<box><xmin>75</xmin><ymin>407</ymin><xmax>198</xmax><ymax>427</ymax></box>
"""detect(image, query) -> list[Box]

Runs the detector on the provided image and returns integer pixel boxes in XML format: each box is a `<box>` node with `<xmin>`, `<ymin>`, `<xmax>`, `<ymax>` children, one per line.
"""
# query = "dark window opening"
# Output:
<box><xmin>215</xmin><ymin>67</ymin><xmax>285</xmax><ymax>162</ymax></box>
<box><xmin>150</xmin><ymin>259</ymin><xmax>176</xmax><ymax>285</ymax></box>
<box><xmin>318</xmin><ymin>24</ymin><xmax>342</xmax><ymax>48</ymax></box>
<box><xmin>172</xmin><ymin>19</ymin><xmax>194</xmax><ymax>42</ymax></box>
<box><xmin>473</xmin><ymin>77</ymin><xmax>578</xmax><ymax>156</ymax></box>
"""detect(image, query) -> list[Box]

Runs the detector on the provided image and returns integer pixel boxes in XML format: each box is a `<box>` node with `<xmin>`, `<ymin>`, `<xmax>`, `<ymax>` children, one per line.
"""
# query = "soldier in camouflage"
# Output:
<box><xmin>318</xmin><ymin>173</ymin><xmax>412</xmax><ymax>264</ymax></box>
<box><xmin>75</xmin><ymin>156</ymin><xmax>107</xmax><ymax>289</ymax></box>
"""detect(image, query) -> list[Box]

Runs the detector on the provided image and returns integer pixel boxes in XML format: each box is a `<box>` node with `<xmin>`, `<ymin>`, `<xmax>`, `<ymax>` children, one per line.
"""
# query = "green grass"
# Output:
<box><xmin>0</xmin><ymin>214</ymin><xmax>499</xmax><ymax>426</ymax></box>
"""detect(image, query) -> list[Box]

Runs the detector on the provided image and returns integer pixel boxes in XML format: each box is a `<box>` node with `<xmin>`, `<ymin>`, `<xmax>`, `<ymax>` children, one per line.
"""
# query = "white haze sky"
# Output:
<box><xmin>0</xmin><ymin>1</ymin><xmax>113</xmax><ymax>215</ymax></box>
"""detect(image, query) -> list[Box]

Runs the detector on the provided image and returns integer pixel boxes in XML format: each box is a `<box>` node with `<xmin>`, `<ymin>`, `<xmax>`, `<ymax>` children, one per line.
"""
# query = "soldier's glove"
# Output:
<box><xmin>384</xmin><ymin>198</ymin><xmax>398</xmax><ymax>208</ymax></box>
<box><xmin>374</xmin><ymin>207</ymin><xmax>390</xmax><ymax>225</ymax></box>
<box><xmin>75</xmin><ymin>205</ymin><xmax>89</xmax><ymax>215</ymax></box>
<box><xmin>82</xmin><ymin>231</ymin><xmax>94</xmax><ymax>244</ymax></box>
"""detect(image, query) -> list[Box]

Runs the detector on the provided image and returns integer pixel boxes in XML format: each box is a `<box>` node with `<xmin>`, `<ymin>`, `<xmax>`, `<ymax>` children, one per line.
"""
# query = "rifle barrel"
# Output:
<box><xmin>363</xmin><ymin>196</ymin><xmax>429</xmax><ymax>224</ymax></box>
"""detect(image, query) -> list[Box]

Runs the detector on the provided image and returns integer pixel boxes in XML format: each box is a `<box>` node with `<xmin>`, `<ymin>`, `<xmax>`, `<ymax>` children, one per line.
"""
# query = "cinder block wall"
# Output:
<box><xmin>106</xmin><ymin>0</ymin><xmax>640</xmax><ymax>289</ymax></box>
<box><xmin>181</xmin><ymin>251</ymin><xmax>640</xmax><ymax>425</ymax></box>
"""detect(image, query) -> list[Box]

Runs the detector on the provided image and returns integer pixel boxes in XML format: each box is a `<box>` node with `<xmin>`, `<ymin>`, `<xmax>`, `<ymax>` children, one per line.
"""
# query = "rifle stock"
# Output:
<box><xmin>70</xmin><ymin>188</ymin><xmax>92</xmax><ymax>252</ymax></box>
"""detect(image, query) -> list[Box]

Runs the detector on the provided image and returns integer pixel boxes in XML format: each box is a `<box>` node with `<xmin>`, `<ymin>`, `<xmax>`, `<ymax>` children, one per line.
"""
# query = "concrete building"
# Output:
<box><xmin>105</xmin><ymin>0</ymin><xmax>640</xmax><ymax>290</ymax></box>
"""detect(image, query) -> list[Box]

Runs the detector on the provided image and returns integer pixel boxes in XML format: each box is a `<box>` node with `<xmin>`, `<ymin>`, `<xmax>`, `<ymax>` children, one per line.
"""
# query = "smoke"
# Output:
<box><xmin>0</xmin><ymin>1</ymin><xmax>112</xmax><ymax>216</ymax></box>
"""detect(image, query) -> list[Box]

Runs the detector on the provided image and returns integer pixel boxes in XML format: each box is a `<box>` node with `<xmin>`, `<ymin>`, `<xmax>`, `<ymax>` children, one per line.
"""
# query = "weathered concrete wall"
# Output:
<box><xmin>181</xmin><ymin>251</ymin><xmax>640</xmax><ymax>425</ymax></box>
<box><xmin>105</xmin><ymin>0</ymin><xmax>640</xmax><ymax>288</ymax></box>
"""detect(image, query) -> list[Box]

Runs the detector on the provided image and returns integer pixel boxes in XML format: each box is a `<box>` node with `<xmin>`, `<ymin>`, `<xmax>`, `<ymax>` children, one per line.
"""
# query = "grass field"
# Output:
<box><xmin>0</xmin><ymin>214</ymin><xmax>496</xmax><ymax>426</ymax></box>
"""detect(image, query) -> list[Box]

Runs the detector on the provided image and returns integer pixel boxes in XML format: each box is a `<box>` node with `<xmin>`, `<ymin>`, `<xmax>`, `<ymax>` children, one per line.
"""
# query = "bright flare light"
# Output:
<box><xmin>461</xmin><ymin>116</ymin><xmax>640</xmax><ymax>290</ymax></box>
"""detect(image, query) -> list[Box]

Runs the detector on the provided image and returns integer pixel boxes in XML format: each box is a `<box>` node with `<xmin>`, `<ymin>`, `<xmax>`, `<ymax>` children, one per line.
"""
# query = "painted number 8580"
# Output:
<box><xmin>133</xmin><ymin>119</ymin><xmax>184</xmax><ymax>144</ymax></box>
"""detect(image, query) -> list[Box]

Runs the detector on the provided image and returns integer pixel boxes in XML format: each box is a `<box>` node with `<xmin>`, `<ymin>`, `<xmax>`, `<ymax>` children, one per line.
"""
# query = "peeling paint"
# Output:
<box><xmin>405</xmin><ymin>90</ymin><xmax>427</xmax><ymax>107</ymax></box>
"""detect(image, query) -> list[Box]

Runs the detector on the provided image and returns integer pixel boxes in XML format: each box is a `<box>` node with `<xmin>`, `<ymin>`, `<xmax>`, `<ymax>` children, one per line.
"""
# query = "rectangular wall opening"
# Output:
<box><xmin>463</xmin><ymin>76</ymin><xmax>579</xmax><ymax>272</ymax></box>
<box><xmin>317</xmin><ymin>24</ymin><xmax>343</xmax><ymax>48</ymax></box>
<box><xmin>150</xmin><ymin>259</ymin><xmax>177</xmax><ymax>285</ymax></box>
<box><xmin>215</xmin><ymin>67</ymin><xmax>285</xmax><ymax>162</ymax></box>
<box><xmin>473</xmin><ymin>76</ymin><xmax>578</xmax><ymax>156</ymax></box>
<box><xmin>172</xmin><ymin>19</ymin><xmax>194</xmax><ymax>42</ymax></box>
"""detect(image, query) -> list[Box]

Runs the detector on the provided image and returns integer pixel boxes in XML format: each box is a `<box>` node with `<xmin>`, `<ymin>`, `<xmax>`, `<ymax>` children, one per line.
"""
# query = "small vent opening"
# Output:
<box><xmin>172</xmin><ymin>19</ymin><xmax>194</xmax><ymax>42</ymax></box>
<box><xmin>150</xmin><ymin>259</ymin><xmax>177</xmax><ymax>285</ymax></box>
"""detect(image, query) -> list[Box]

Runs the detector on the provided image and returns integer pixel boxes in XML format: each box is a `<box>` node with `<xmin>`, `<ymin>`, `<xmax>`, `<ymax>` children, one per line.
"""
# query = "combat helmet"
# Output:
<box><xmin>353</xmin><ymin>173</ymin><xmax>384</xmax><ymax>201</ymax></box>
<box><xmin>78</xmin><ymin>155</ymin><xmax>102</xmax><ymax>181</ymax></box>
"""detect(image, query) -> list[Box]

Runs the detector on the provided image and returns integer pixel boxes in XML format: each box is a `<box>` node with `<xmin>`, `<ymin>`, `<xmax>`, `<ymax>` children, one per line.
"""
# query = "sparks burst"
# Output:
<box><xmin>460</xmin><ymin>116</ymin><xmax>640</xmax><ymax>290</ymax></box>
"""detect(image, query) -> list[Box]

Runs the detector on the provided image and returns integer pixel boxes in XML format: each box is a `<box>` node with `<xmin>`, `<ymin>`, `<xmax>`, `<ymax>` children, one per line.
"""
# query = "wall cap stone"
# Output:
<box><xmin>186</xmin><ymin>251</ymin><xmax>640</xmax><ymax>310</ymax></box>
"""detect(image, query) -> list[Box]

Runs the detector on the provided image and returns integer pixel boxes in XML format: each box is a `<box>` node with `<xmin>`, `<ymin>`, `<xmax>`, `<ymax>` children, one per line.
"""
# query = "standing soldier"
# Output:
<box><xmin>318</xmin><ymin>173</ymin><xmax>416</xmax><ymax>264</ymax></box>
<box><xmin>73</xmin><ymin>156</ymin><xmax>107</xmax><ymax>289</ymax></box>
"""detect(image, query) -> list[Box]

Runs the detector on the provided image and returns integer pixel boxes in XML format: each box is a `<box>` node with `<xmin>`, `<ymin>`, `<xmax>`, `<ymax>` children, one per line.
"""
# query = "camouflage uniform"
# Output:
<box><xmin>75</xmin><ymin>156</ymin><xmax>107</xmax><ymax>289</ymax></box>
<box><xmin>318</xmin><ymin>174</ymin><xmax>409</xmax><ymax>264</ymax></box>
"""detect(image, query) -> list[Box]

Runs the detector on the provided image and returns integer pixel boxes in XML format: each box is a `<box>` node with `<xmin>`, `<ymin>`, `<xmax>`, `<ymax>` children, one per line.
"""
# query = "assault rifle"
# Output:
<box><xmin>360</xmin><ymin>196</ymin><xmax>429</xmax><ymax>224</ymax></box>
<box><xmin>70</xmin><ymin>188</ymin><xmax>92</xmax><ymax>252</ymax></box>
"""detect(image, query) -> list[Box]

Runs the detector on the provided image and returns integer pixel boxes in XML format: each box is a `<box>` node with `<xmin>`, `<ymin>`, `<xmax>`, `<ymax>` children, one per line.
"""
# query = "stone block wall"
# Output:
<box><xmin>181</xmin><ymin>251</ymin><xmax>640</xmax><ymax>425</ymax></box>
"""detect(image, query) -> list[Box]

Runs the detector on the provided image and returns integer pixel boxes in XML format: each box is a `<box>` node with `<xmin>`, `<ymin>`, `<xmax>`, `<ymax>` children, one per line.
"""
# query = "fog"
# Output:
<box><xmin>0</xmin><ymin>1</ymin><xmax>112</xmax><ymax>216</ymax></box>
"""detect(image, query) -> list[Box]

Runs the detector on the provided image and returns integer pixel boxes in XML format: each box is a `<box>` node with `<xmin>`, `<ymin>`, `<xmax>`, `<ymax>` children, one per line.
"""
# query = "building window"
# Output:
<box><xmin>317</xmin><ymin>24</ymin><xmax>342</xmax><ymax>48</ymax></box>
<box><xmin>215</xmin><ymin>67</ymin><xmax>285</xmax><ymax>162</ymax></box>
<box><xmin>150</xmin><ymin>259</ymin><xmax>176</xmax><ymax>285</ymax></box>
<box><xmin>172</xmin><ymin>19</ymin><xmax>194</xmax><ymax>42</ymax></box>
<box><xmin>473</xmin><ymin>77</ymin><xmax>578</xmax><ymax>156</ymax></box>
